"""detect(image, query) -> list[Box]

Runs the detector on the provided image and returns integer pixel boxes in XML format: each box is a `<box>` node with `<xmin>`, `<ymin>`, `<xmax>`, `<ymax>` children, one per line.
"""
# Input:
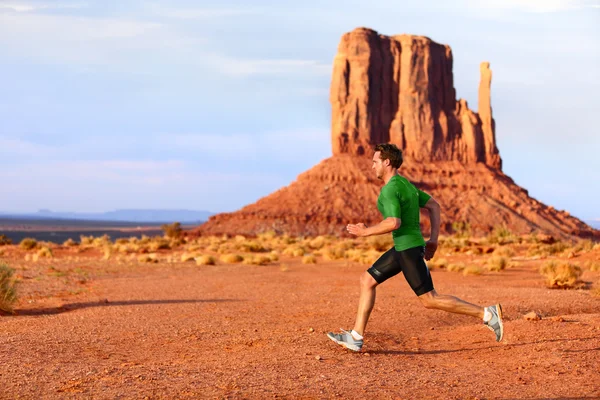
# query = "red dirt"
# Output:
<box><xmin>1</xmin><ymin>248</ymin><xmax>600</xmax><ymax>399</ymax></box>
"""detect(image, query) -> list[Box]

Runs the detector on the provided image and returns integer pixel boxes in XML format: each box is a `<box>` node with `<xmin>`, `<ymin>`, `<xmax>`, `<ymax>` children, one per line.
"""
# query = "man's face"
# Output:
<box><xmin>372</xmin><ymin>151</ymin><xmax>386</xmax><ymax>179</ymax></box>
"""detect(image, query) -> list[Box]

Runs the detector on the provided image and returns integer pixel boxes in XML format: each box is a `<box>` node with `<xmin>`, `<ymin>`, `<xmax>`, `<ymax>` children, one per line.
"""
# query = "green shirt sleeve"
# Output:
<box><xmin>380</xmin><ymin>185</ymin><xmax>402</xmax><ymax>218</ymax></box>
<box><xmin>417</xmin><ymin>189</ymin><xmax>431</xmax><ymax>207</ymax></box>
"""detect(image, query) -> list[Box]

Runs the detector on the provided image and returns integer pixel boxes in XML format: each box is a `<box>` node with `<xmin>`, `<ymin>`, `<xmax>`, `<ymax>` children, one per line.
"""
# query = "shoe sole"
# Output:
<box><xmin>496</xmin><ymin>303</ymin><xmax>504</xmax><ymax>342</ymax></box>
<box><xmin>327</xmin><ymin>333</ymin><xmax>361</xmax><ymax>352</ymax></box>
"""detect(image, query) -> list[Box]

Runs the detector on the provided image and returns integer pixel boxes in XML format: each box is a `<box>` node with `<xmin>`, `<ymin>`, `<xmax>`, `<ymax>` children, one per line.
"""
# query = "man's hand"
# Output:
<box><xmin>424</xmin><ymin>240</ymin><xmax>438</xmax><ymax>260</ymax></box>
<box><xmin>347</xmin><ymin>223</ymin><xmax>368</xmax><ymax>237</ymax></box>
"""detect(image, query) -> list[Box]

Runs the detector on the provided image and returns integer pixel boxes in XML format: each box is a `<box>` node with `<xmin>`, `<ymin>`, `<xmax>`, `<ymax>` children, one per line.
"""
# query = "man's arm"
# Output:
<box><xmin>422</xmin><ymin>197</ymin><xmax>441</xmax><ymax>260</ymax></box>
<box><xmin>347</xmin><ymin>217</ymin><xmax>400</xmax><ymax>237</ymax></box>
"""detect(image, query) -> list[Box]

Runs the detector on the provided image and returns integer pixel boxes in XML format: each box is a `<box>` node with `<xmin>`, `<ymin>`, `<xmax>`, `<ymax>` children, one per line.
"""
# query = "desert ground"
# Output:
<box><xmin>1</xmin><ymin>229</ymin><xmax>599</xmax><ymax>399</ymax></box>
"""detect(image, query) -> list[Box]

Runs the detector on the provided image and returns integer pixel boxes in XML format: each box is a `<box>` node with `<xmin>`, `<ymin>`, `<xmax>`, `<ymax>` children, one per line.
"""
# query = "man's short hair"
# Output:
<box><xmin>374</xmin><ymin>143</ymin><xmax>403</xmax><ymax>169</ymax></box>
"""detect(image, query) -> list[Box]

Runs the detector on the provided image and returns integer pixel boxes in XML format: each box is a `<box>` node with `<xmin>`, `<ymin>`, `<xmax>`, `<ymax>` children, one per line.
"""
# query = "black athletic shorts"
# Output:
<box><xmin>367</xmin><ymin>246</ymin><xmax>434</xmax><ymax>296</ymax></box>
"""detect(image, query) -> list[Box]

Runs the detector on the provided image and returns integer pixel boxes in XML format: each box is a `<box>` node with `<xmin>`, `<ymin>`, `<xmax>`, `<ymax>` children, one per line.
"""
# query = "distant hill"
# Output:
<box><xmin>0</xmin><ymin>209</ymin><xmax>214</xmax><ymax>223</ymax></box>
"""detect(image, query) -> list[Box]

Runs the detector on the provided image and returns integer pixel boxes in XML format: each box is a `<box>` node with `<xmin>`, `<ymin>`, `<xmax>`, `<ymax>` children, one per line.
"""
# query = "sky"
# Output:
<box><xmin>0</xmin><ymin>0</ymin><xmax>599</xmax><ymax>221</ymax></box>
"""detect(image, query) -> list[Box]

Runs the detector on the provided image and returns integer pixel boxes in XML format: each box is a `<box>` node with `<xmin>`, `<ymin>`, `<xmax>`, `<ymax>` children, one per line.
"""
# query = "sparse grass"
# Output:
<box><xmin>585</xmin><ymin>261</ymin><xmax>600</xmax><ymax>272</ymax></box>
<box><xmin>527</xmin><ymin>241</ymin><xmax>569</xmax><ymax>258</ymax></box>
<box><xmin>463</xmin><ymin>266</ymin><xmax>482</xmax><ymax>276</ymax></box>
<box><xmin>486</xmin><ymin>224</ymin><xmax>518</xmax><ymax>245</ymax></box>
<box><xmin>0</xmin><ymin>262</ymin><xmax>18</xmax><ymax>313</ymax></box>
<box><xmin>195</xmin><ymin>255</ymin><xmax>216</xmax><ymax>266</ymax></box>
<box><xmin>220</xmin><ymin>254</ymin><xmax>244</xmax><ymax>263</ymax></box>
<box><xmin>302</xmin><ymin>254</ymin><xmax>317</xmax><ymax>264</ymax></box>
<box><xmin>487</xmin><ymin>256</ymin><xmax>508</xmax><ymax>272</ymax></box>
<box><xmin>540</xmin><ymin>261</ymin><xmax>583</xmax><ymax>289</ymax></box>
<box><xmin>19</xmin><ymin>238</ymin><xmax>38</xmax><ymax>251</ymax></box>
<box><xmin>573</xmin><ymin>239</ymin><xmax>594</xmax><ymax>253</ymax></box>
<box><xmin>451</xmin><ymin>221</ymin><xmax>471</xmax><ymax>238</ymax></box>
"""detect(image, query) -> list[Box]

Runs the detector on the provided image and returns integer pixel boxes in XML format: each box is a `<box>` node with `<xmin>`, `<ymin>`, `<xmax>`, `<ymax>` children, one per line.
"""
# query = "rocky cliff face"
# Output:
<box><xmin>195</xmin><ymin>28</ymin><xmax>597</xmax><ymax>240</ymax></box>
<box><xmin>330</xmin><ymin>28</ymin><xmax>501</xmax><ymax>168</ymax></box>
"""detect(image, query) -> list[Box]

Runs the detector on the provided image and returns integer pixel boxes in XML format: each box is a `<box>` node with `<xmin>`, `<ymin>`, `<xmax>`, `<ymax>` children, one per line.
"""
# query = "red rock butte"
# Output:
<box><xmin>196</xmin><ymin>27</ymin><xmax>598</xmax><ymax>240</ymax></box>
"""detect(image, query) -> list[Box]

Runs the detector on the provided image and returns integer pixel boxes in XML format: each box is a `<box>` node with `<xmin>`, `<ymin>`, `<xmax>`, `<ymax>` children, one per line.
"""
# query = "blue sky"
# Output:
<box><xmin>1</xmin><ymin>0</ymin><xmax>599</xmax><ymax>221</ymax></box>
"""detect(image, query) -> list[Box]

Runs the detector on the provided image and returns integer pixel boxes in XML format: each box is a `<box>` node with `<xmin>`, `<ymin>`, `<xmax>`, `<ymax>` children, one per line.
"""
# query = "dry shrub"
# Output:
<box><xmin>591</xmin><ymin>287</ymin><xmax>600</xmax><ymax>298</ymax></box>
<box><xmin>308</xmin><ymin>236</ymin><xmax>326</xmax><ymax>250</ymax></box>
<box><xmin>243</xmin><ymin>255</ymin><xmax>271</xmax><ymax>265</ymax></box>
<box><xmin>257</xmin><ymin>230</ymin><xmax>277</xmax><ymax>241</ymax></box>
<box><xmin>528</xmin><ymin>242</ymin><xmax>569</xmax><ymax>258</ymax></box>
<box><xmin>36</xmin><ymin>247</ymin><xmax>53</xmax><ymax>259</ymax></box>
<box><xmin>439</xmin><ymin>237</ymin><xmax>469</xmax><ymax>252</ymax></box>
<box><xmin>19</xmin><ymin>238</ymin><xmax>38</xmax><ymax>251</ymax></box>
<box><xmin>540</xmin><ymin>261</ymin><xmax>582</xmax><ymax>289</ymax></box>
<box><xmin>92</xmin><ymin>235</ymin><xmax>111</xmax><ymax>247</ymax></box>
<box><xmin>573</xmin><ymin>239</ymin><xmax>594</xmax><ymax>253</ymax></box>
<box><xmin>463</xmin><ymin>266</ymin><xmax>483</xmax><ymax>276</ymax></box>
<box><xmin>180</xmin><ymin>253</ymin><xmax>196</xmax><ymax>262</ymax></box>
<box><xmin>220</xmin><ymin>254</ymin><xmax>244</xmax><ymax>263</ymax></box>
<box><xmin>238</xmin><ymin>241</ymin><xmax>267</xmax><ymax>253</ymax></box>
<box><xmin>282</xmin><ymin>246</ymin><xmax>305</xmax><ymax>257</ymax></box>
<box><xmin>367</xmin><ymin>235</ymin><xmax>394</xmax><ymax>251</ymax></box>
<box><xmin>487</xmin><ymin>256</ymin><xmax>508</xmax><ymax>272</ymax></box>
<box><xmin>0</xmin><ymin>262</ymin><xmax>18</xmax><ymax>313</ymax></box>
<box><xmin>493</xmin><ymin>246</ymin><xmax>515</xmax><ymax>258</ymax></box>
<box><xmin>447</xmin><ymin>263</ymin><xmax>466</xmax><ymax>273</ymax></box>
<box><xmin>161</xmin><ymin>222</ymin><xmax>182</xmax><ymax>239</ymax></box>
<box><xmin>302</xmin><ymin>254</ymin><xmax>317</xmax><ymax>264</ymax></box>
<box><xmin>138</xmin><ymin>254</ymin><xmax>159</xmax><ymax>263</ymax></box>
<box><xmin>487</xmin><ymin>225</ymin><xmax>518</xmax><ymax>245</ymax></box>
<box><xmin>195</xmin><ymin>255</ymin><xmax>216</xmax><ymax>266</ymax></box>
<box><xmin>63</xmin><ymin>238</ymin><xmax>78</xmax><ymax>247</ymax></box>
<box><xmin>268</xmin><ymin>251</ymin><xmax>279</xmax><ymax>262</ymax></box>
<box><xmin>102</xmin><ymin>246</ymin><xmax>112</xmax><ymax>261</ymax></box>
<box><xmin>323</xmin><ymin>246</ymin><xmax>345</xmax><ymax>261</ymax></box>
<box><xmin>427</xmin><ymin>258</ymin><xmax>447</xmax><ymax>270</ymax></box>
<box><xmin>115</xmin><ymin>238</ymin><xmax>129</xmax><ymax>245</ymax></box>
<box><xmin>280</xmin><ymin>263</ymin><xmax>289</xmax><ymax>272</ymax></box>
<box><xmin>149</xmin><ymin>238</ymin><xmax>171</xmax><ymax>252</ymax></box>
<box><xmin>80</xmin><ymin>235</ymin><xmax>94</xmax><ymax>246</ymax></box>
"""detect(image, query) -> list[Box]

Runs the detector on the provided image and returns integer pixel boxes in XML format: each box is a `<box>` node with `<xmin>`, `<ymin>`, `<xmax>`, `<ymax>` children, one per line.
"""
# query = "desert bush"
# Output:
<box><xmin>308</xmin><ymin>236</ymin><xmax>327</xmax><ymax>250</ymax></box>
<box><xmin>493</xmin><ymin>246</ymin><xmax>515</xmax><ymax>258</ymax></box>
<box><xmin>138</xmin><ymin>254</ymin><xmax>159</xmax><ymax>263</ymax></box>
<box><xmin>115</xmin><ymin>238</ymin><xmax>130</xmax><ymax>245</ymax></box>
<box><xmin>302</xmin><ymin>254</ymin><xmax>317</xmax><ymax>264</ymax></box>
<box><xmin>367</xmin><ymin>235</ymin><xmax>394</xmax><ymax>251</ymax></box>
<box><xmin>36</xmin><ymin>247</ymin><xmax>53</xmax><ymax>259</ymax></box>
<box><xmin>0</xmin><ymin>235</ymin><xmax>12</xmax><ymax>246</ymax></box>
<box><xmin>180</xmin><ymin>253</ymin><xmax>196</xmax><ymax>262</ymax></box>
<box><xmin>540</xmin><ymin>261</ymin><xmax>582</xmax><ymax>289</ymax></box>
<box><xmin>487</xmin><ymin>224</ymin><xmax>518</xmax><ymax>245</ymax></box>
<box><xmin>161</xmin><ymin>222</ymin><xmax>182</xmax><ymax>239</ymax></box>
<box><xmin>220</xmin><ymin>254</ymin><xmax>244</xmax><ymax>263</ymax></box>
<box><xmin>79</xmin><ymin>235</ymin><xmax>94</xmax><ymax>246</ymax></box>
<box><xmin>487</xmin><ymin>256</ymin><xmax>508</xmax><ymax>272</ymax></box>
<box><xmin>257</xmin><ymin>230</ymin><xmax>277</xmax><ymax>241</ymax></box>
<box><xmin>282</xmin><ymin>246</ymin><xmax>305</xmax><ymax>257</ymax></box>
<box><xmin>427</xmin><ymin>258</ymin><xmax>447</xmax><ymax>270</ymax></box>
<box><xmin>102</xmin><ymin>245</ymin><xmax>112</xmax><ymax>261</ymax></box>
<box><xmin>447</xmin><ymin>263</ymin><xmax>466</xmax><ymax>273</ymax></box>
<box><xmin>195</xmin><ymin>255</ymin><xmax>216</xmax><ymax>266</ymax></box>
<box><xmin>149</xmin><ymin>238</ymin><xmax>171</xmax><ymax>252</ymax></box>
<box><xmin>463</xmin><ymin>266</ymin><xmax>483</xmax><ymax>276</ymax></box>
<box><xmin>92</xmin><ymin>235</ymin><xmax>111</xmax><ymax>247</ymax></box>
<box><xmin>0</xmin><ymin>262</ymin><xmax>18</xmax><ymax>313</ymax></box>
<box><xmin>451</xmin><ymin>221</ymin><xmax>472</xmax><ymax>238</ymax></box>
<box><xmin>573</xmin><ymin>239</ymin><xmax>594</xmax><ymax>253</ymax></box>
<box><xmin>243</xmin><ymin>255</ymin><xmax>271</xmax><ymax>265</ymax></box>
<box><xmin>439</xmin><ymin>237</ymin><xmax>469</xmax><ymax>252</ymax></box>
<box><xmin>63</xmin><ymin>238</ymin><xmax>78</xmax><ymax>247</ymax></box>
<box><xmin>323</xmin><ymin>246</ymin><xmax>346</xmax><ymax>261</ymax></box>
<box><xmin>268</xmin><ymin>251</ymin><xmax>279</xmax><ymax>262</ymax></box>
<box><xmin>19</xmin><ymin>238</ymin><xmax>38</xmax><ymax>250</ymax></box>
<box><xmin>527</xmin><ymin>241</ymin><xmax>569</xmax><ymax>258</ymax></box>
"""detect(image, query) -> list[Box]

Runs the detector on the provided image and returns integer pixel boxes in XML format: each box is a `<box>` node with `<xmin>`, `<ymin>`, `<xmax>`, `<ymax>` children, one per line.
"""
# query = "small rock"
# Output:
<box><xmin>551</xmin><ymin>316</ymin><xmax>565</xmax><ymax>322</ymax></box>
<box><xmin>430</xmin><ymin>327</ymin><xmax>435</xmax><ymax>330</ymax></box>
<box><xmin>315</xmin><ymin>355</ymin><xmax>322</xmax><ymax>361</ymax></box>
<box><xmin>308</xmin><ymin>328</ymin><xmax>314</xmax><ymax>333</ymax></box>
<box><xmin>524</xmin><ymin>311</ymin><xmax>542</xmax><ymax>321</ymax></box>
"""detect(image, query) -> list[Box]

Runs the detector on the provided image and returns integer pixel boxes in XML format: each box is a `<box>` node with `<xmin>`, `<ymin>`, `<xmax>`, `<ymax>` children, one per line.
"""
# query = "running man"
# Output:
<box><xmin>327</xmin><ymin>143</ymin><xmax>504</xmax><ymax>352</ymax></box>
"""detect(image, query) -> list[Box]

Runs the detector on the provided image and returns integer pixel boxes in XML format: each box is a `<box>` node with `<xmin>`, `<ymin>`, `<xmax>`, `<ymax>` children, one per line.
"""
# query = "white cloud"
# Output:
<box><xmin>0</xmin><ymin>137</ymin><xmax>59</xmax><ymax>156</ymax></box>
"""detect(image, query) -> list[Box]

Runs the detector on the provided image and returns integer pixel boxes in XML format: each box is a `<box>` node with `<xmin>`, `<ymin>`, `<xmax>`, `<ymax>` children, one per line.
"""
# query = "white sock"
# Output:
<box><xmin>483</xmin><ymin>308</ymin><xmax>492</xmax><ymax>322</ymax></box>
<box><xmin>351</xmin><ymin>330</ymin><xmax>363</xmax><ymax>340</ymax></box>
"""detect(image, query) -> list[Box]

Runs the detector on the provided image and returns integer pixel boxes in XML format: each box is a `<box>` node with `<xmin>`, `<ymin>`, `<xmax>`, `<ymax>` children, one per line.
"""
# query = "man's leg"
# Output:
<box><xmin>418</xmin><ymin>289</ymin><xmax>483</xmax><ymax>318</ymax></box>
<box><xmin>352</xmin><ymin>272</ymin><xmax>378</xmax><ymax>336</ymax></box>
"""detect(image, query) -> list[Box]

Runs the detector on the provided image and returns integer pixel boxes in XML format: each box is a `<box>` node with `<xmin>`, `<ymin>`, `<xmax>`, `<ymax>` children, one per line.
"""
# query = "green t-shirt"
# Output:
<box><xmin>377</xmin><ymin>175</ymin><xmax>431</xmax><ymax>251</ymax></box>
